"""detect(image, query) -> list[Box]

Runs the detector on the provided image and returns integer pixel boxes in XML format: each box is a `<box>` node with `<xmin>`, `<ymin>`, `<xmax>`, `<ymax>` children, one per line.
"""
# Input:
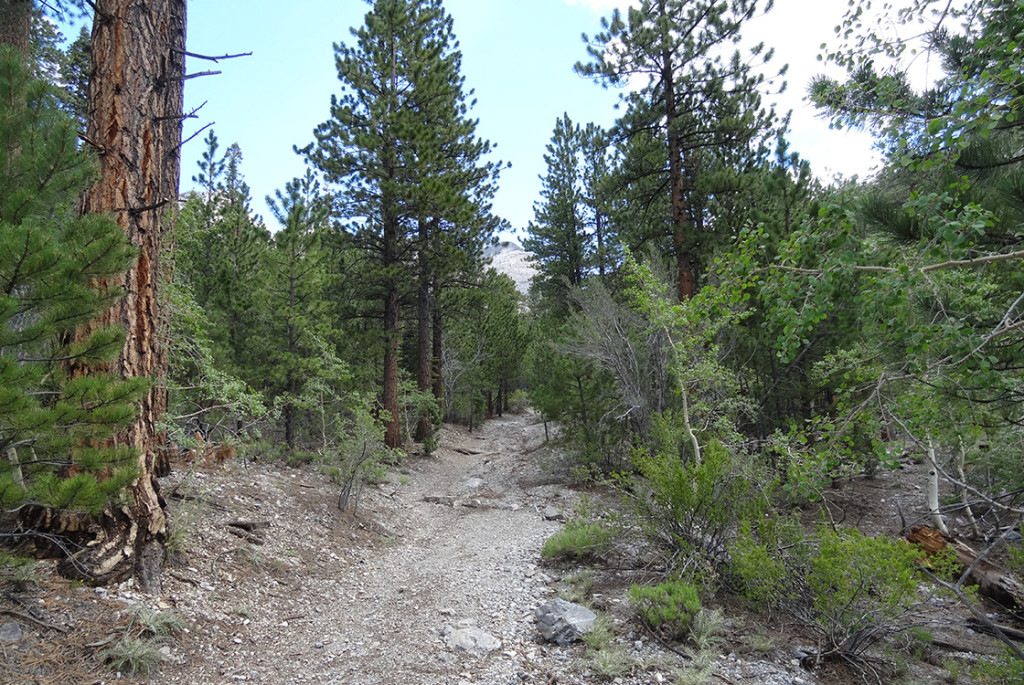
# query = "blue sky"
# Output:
<box><xmin>175</xmin><ymin>0</ymin><xmax>882</xmax><ymax>239</ymax></box>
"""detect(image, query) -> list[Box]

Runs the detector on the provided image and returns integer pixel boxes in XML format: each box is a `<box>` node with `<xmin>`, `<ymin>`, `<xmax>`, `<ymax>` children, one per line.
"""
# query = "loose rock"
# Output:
<box><xmin>0</xmin><ymin>621</ymin><xmax>23</xmax><ymax>642</ymax></box>
<box><xmin>446</xmin><ymin>626</ymin><xmax>502</xmax><ymax>656</ymax></box>
<box><xmin>535</xmin><ymin>598</ymin><xmax>596</xmax><ymax>645</ymax></box>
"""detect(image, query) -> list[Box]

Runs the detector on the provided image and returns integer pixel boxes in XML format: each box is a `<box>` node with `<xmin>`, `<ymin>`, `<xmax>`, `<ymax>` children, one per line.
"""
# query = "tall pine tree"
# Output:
<box><xmin>577</xmin><ymin>0</ymin><xmax>782</xmax><ymax>299</ymax></box>
<box><xmin>306</xmin><ymin>0</ymin><xmax>501</xmax><ymax>448</ymax></box>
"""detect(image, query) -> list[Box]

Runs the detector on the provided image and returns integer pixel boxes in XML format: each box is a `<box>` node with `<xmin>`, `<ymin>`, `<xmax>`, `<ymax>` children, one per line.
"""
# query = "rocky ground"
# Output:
<box><xmin>0</xmin><ymin>411</ymin><xmax>1013</xmax><ymax>684</ymax></box>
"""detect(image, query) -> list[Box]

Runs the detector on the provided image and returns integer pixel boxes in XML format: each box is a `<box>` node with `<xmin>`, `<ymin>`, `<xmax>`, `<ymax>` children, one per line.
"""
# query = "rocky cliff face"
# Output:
<box><xmin>485</xmin><ymin>241</ymin><xmax>536</xmax><ymax>296</ymax></box>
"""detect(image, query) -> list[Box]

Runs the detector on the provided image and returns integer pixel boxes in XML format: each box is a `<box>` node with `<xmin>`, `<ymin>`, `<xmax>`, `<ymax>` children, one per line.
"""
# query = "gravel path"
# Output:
<box><xmin>157</xmin><ymin>412</ymin><xmax>594</xmax><ymax>684</ymax></box>
<box><xmin>148</xmin><ymin>411</ymin><xmax>835</xmax><ymax>684</ymax></box>
<box><xmin>0</xmin><ymin>413</ymin><xmax>988</xmax><ymax>683</ymax></box>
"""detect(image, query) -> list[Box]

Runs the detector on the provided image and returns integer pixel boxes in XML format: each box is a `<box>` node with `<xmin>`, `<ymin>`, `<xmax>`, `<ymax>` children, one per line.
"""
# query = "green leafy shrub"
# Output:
<box><xmin>728</xmin><ymin>515</ymin><xmax>800</xmax><ymax>609</ymax></box>
<box><xmin>628</xmin><ymin>579</ymin><xmax>701</xmax><ymax>641</ymax></box>
<box><xmin>806</xmin><ymin>526</ymin><xmax>920</xmax><ymax>653</ymax></box>
<box><xmin>507</xmin><ymin>389</ymin><xmax>530</xmax><ymax>413</ymax></box>
<box><xmin>730</xmin><ymin>519</ymin><xmax>924</xmax><ymax>665</ymax></box>
<box><xmin>541</xmin><ymin>521</ymin><xmax>614</xmax><ymax>564</ymax></box>
<box><xmin>625</xmin><ymin>438</ymin><xmax>769</xmax><ymax>583</ymax></box>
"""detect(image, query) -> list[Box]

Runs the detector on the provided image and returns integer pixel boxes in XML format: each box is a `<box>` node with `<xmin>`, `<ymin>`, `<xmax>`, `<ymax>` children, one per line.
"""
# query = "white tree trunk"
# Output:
<box><xmin>927</xmin><ymin>437</ymin><xmax>948</xmax><ymax>534</ymax></box>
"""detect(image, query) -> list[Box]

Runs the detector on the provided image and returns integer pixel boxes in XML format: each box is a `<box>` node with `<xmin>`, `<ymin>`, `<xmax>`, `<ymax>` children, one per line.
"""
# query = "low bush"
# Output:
<box><xmin>730</xmin><ymin>519</ymin><xmax>925</xmax><ymax>669</ymax></box>
<box><xmin>624</xmin><ymin>438</ymin><xmax>770</xmax><ymax>585</ymax></box>
<box><xmin>628</xmin><ymin>579</ymin><xmax>701</xmax><ymax>641</ymax></box>
<box><xmin>541</xmin><ymin>521</ymin><xmax>614</xmax><ymax>564</ymax></box>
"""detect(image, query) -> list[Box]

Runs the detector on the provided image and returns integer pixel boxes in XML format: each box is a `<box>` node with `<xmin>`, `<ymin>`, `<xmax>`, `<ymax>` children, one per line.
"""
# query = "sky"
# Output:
<box><xmin>168</xmin><ymin>0</ymin><xmax>891</xmax><ymax>240</ymax></box>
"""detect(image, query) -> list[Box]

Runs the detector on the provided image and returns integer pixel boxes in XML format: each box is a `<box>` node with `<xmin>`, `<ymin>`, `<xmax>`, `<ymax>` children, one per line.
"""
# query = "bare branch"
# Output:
<box><xmin>172</xmin><ymin>48</ymin><xmax>253</xmax><ymax>62</ymax></box>
<box><xmin>172</xmin><ymin>122</ymin><xmax>215</xmax><ymax>153</ymax></box>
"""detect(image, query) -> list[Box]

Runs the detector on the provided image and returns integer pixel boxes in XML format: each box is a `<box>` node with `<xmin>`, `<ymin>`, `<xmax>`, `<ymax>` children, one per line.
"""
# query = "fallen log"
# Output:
<box><xmin>907</xmin><ymin>525</ymin><xmax>1024</xmax><ymax>614</ymax></box>
<box><xmin>966</xmin><ymin>618</ymin><xmax>1024</xmax><ymax>643</ymax></box>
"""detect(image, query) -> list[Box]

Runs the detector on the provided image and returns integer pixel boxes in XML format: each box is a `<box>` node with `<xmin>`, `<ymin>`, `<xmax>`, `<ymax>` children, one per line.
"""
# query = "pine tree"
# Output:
<box><xmin>0</xmin><ymin>47</ymin><xmax>143</xmax><ymax>536</ymax></box>
<box><xmin>577</xmin><ymin>0</ymin><xmax>782</xmax><ymax>299</ymax></box>
<box><xmin>402</xmin><ymin>1</ymin><xmax>504</xmax><ymax>442</ymax></box>
<box><xmin>306</xmin><ymin>0</ymin><xmax>502</xmax><ymax>448</ymax></box>
<box><xmin>263</xmin><ymin>170</ymin><xmax>332</xmax><ymax>454</ymax></box>
<box><xmin>580</xmin><ymin>123</ymin><xmax>616</xmax><ymax>278</ymax></box>
<box><xmin>525</xmin><ymin>114</ymin><xmax>594</xmax><ymax>312</ymax></box>
<box><xmin>177</xmin><ymin>134</ymin><xmax>270</xmax><ymax>387</ymax></box>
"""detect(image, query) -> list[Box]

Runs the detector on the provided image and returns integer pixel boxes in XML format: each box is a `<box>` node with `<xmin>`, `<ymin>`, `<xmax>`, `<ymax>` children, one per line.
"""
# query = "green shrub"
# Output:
<box><xmin>507</xmin><ymin>389</ymin><xmax>530</xmax><ymax>413</ymax></box>
<box><xmin>101</xmin><ymin>636</ymin><xmax>163</xmax><ymax>677</ymax></box>
<box><xmin>973</xmin><ymin>648</ymin><xmax>1024</xmax><ymax>683</ymax></box>
<box><xmin>727</xmin><ymin>515</ymin><xmax>800</xmax><ymax>609</ymax></box>
<box><xmin>625</xmin><ymin>438</ymin><xmax>769</xmax><ymax>584</ymax></box>
<box><xmin>541</xmin><ymin>521</ymin><xmax>614</xmax><ymax>564</ymax></box>
<box><xmin>628</xmin><ymin>579</ymin><xmax>701</xmax><ymax>641</ymax></box>
<box><xmin>729</xmin><ymin>519</ymin><xmax>923</xmax><ymax>663</ymax></box>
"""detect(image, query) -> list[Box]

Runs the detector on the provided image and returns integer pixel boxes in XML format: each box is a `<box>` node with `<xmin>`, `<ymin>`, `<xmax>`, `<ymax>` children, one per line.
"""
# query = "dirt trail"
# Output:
<box><xmin>159</xmin><ymin>411</ymin><xmax>579</xmax><ymax>684</ymax></box>
<box><xmin>4</xmin><ymin>411</ymin><xmax>987</xmax><ymax>684</ymax></box>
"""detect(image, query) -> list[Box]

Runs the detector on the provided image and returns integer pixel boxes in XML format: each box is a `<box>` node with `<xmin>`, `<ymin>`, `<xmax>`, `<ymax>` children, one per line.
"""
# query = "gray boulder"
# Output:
<box><xmin>535</xmin><ymin>598</ymin><xmax>596</xmax><ymax>645</ymax></box>
<box><xmin>446</xmin><ymin>626</ymin><xmax>501</xmax><ymax>656</ymax></box>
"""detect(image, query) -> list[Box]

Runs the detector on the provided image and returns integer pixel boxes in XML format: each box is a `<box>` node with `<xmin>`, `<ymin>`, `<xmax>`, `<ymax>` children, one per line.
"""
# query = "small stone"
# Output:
<box><xmin>314</xmin><ymin>642</ymin><xmax>324</xmax><ymax>649</ymax></box>
<box><xmin>447</xmin><ymin>627</ymin><xmax>501</xmax><ymax>656</ymax></box>
<box><xmin>0</xmin><ymin>622</ymin><xmax>23</xmax><ymax>642</ymax></box>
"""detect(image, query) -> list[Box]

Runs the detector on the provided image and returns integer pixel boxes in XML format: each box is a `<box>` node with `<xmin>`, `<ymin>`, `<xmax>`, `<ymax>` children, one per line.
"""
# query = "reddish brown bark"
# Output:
<box><xmin>660</xmin><ymin>5</ymin><xmax>694</xmax><ymax>302</ymax></box>
<box><xmin>61</xmin><ymin>0</ymin><xmax>186</xmax><ymax>591</ymax></box>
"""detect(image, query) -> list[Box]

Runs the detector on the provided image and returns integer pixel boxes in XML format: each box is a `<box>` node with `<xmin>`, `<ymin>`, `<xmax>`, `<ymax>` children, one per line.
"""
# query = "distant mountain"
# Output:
<box><xmin>485</xmin><ymin>241</ymin><xmax>536</xmax><ymax>296</ymax></box>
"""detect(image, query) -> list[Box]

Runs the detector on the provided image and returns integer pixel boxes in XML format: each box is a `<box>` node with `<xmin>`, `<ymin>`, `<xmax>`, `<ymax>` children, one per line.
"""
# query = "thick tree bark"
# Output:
<box><xmin>60</xmin><ymin>0</ymin><xmax>186</xmax><ymax>592</ymax></box>
<box><xmin>0</xmin><ymin>0</ymin><xmax>31</xmax><ymax>60</ymax></box>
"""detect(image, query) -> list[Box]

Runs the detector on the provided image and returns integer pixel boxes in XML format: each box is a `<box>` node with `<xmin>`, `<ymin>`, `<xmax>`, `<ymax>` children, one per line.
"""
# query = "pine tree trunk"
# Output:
<box><xmin>432</xmin><ymin>307</ymin><xmax>443</xmax><ymax>402</ymax></box>
<box><xmin>59</xmin><ymin>0</ymin><xmax>186</xmax><ymax>592</ymax></box>
<box><xmin>382</xmin><ymin>200</ymin><xmax>401</xmax><ymax>448</ymax></box>
<box><xmin>659</xmin><ymin>0</ymin><xmax>694</xmax><ymax>301</ymax></box>
<box><xmin>414</xmin><ymin>221</ymin><xmax>433</xmax><ymax>443</ymax></box>
<box><xmin>0</xmin><ymin>0</ymin><xmax>31</xmax><ymax>60</ymax></box>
